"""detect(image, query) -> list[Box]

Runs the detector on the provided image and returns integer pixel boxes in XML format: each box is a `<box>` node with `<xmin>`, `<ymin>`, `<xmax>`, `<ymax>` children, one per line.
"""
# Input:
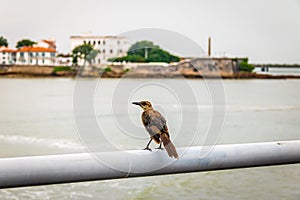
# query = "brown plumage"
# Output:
<box><xmin>132</xmin><ymin>101</ymin><xmax>179</xmax><ymax>159</ymax></box>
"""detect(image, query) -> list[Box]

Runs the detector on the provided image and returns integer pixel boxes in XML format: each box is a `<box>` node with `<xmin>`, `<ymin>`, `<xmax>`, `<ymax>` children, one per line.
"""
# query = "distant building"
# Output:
<box><xmin>70</xmin><ymin>34</ymin><xmax>130</xmax><ymax>65</ymax></box>
<box><xmin>36</xmin><ymin>39</ymin><xmax>56</xmax><ymax>50</ymax></box>
<box><xmin>56</xmin><ymin>54</ymin><xmax>73</xmax><ymax>66</ymax></box>
<box><xmin>15</xmin><ymin>39</ymin><xmax>57</xmax><ymax>66</ymax></box>
<box><xmin>0</xmin><ymin>46</ymin><xmax>16</xmax><ymax>65</ymax></box>
<box><xmin>15</xmin><ymin>46</ymin><xmax>56</xmax><ymax>65</ymax></box>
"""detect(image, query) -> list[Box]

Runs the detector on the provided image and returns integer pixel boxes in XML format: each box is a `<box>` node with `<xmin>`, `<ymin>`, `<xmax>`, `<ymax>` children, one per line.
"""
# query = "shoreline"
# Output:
<box><xmin>1</xmin><ymin>65</ymin><xmax>300</xmax><ymax>79</ymax></box>
<box><xmin>1</xmin><ymin>73</ymin><xmax>300</xmax><ymax>79</ymax></box>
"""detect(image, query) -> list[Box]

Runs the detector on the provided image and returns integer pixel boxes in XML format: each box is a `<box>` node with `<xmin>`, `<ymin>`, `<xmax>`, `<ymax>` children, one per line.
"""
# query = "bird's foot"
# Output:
<box><xmin>143</xmin><ymin>147</ymin><xmax>152</xmax><ymax>151</ymax></box>
<box><xmin>155</xmin><ymin>143</ymin><xmax>163</xmax><ymax>150</ymax></box>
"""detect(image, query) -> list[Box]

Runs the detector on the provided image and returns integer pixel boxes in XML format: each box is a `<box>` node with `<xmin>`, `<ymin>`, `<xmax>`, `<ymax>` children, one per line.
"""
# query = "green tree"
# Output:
<box><xmin>239</xmin><ymin>58</ymin><xmax>254</xmax><ymax>72</ymax></box>
<box><xmin>16</xmin><ymin>39</ymin><xmax>36</xmax><ymax>48</ymax></box>
<box><xmin>86</xmin><ymin>49</ymin><xmax>100</xmax><ymax>64</ymax></box>
<box><xmin>108</xmin><ymin>55</ymin><xmax>145</xmax><ymax>63</ymax></box>
<box><xmin>110</xmin><ymin>40</ymin><xmax>180</xmax><ymax>63</ymax></box>
<box><xmin>146</xmin><ymin>48</ymin><xmax>180</xmax><ymax>63</ymax></box>
<box><xmin>72</xmin><ymin>44</ymin><xmax>94</xmax><ymax>65</ymax></box>
<box><xmin>0</xmin><ymin>36</ymin><xmax>8</xmax><ymax>47</ymax></box>
<box><xmin>127</xmin><ymin>41</ymin><xmax>158</xmax><ymax>58</ymax></box>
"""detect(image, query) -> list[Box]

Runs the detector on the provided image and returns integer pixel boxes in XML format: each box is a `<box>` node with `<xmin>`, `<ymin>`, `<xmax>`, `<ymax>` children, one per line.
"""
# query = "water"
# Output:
<box><xmin>254</xmin><ymin>67</ymin><xmax>300</xmax><ymax>76</ymax></box>
<box><xmin>0</xmin><ymin>78</ymin><xmax>299</xmax><ymax>199</ymax></box>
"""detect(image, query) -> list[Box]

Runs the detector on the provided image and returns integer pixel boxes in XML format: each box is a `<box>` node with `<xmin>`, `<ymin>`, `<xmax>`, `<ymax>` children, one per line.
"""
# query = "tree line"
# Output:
<box><xmin>72</xmin><ymin>40</ymin><xmax>181</xmax><ymax>65</ymax></box>
<box><xmin>0</xmin><ymin>36</ymin><xmax>36</xmax><ymax>48</ymax></box>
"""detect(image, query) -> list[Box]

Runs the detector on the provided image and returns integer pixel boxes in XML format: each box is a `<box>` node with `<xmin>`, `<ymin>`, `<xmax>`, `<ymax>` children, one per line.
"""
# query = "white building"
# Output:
<box><xmin>14</xmin><ymin>39</ymin><xmax>57</xmax><ymax>66</ymax></box>
<box><xmin>0</xmin><ymin>39</ymin><xmax>57</xmax><ymax>66</ymax></box>
<box><xmin>16</xmin><ymin>46</ymin><xmax>56</xmax><ymax>65</ymax></box>
<box><xmin>0</xmin><ymin>46</ymin><xmax>16</xmax><ymax>65</ymax></box>
<box><xmin>70</xmin><ymin>34</ymin><xmax>130</xmax><ymax>65</ymax></box>
<box><xmin>56</xmin><ymin>54</ymin><xmax>73</xmax><ymax>66</ymax></box>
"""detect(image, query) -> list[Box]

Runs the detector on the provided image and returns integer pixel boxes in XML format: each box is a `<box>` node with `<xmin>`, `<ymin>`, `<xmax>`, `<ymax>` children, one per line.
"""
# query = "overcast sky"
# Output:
<box><xmin>1</xmin><ymin>0</ymin><xmax>299</xmax><ymax>63</ymax></box>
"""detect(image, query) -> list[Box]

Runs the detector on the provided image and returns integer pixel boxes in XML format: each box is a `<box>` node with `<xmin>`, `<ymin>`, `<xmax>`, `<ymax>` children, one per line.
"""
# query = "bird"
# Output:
<box><xmin>132</xmin><ymin>100</ymin><xmax>179</xmax><ymax>159</ymax></box>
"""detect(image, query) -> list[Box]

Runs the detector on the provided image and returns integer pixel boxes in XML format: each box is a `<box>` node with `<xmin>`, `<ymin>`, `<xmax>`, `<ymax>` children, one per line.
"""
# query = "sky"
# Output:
<box><xmin>1</xmin><ymin>0</ymin><xmax>300</xmax><ymax>64</ymax></box>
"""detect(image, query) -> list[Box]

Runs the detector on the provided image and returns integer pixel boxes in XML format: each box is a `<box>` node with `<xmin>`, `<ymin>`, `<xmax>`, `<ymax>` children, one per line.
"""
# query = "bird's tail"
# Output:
<box><xmin>161</xmin><ymin>133</ymin><xmax>179</xmax><ymax>159</ymax></box>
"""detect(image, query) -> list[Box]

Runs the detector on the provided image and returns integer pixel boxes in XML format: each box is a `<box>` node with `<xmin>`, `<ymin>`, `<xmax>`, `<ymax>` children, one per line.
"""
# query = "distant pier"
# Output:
<box><xmin>254</xmin><ymin>64</ymin><xmax>300</xmax><ymax>72</ymax></box>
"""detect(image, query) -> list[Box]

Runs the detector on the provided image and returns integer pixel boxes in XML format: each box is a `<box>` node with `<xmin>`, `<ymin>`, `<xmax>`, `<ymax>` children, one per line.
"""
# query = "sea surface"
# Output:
<box><xmin>254</xmin><ymin>67</ymin><xmax>300</xmax><ymax>76</ymax></box>
<box><xmin>0</xmin><ymin>78</ymin><xmax>299</xmax><ymax>200</ymax></box>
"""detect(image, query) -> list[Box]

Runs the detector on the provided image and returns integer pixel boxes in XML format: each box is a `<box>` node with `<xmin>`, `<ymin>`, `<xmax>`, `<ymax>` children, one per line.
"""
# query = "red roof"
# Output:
<box><xmin>18</xmin><ymin>46</ymin><xmax>56</xmax><ymax>53</ymax></box>
<box><xmin>0</xmin><ymin>46</ymin><xmax>17</xmax><ymax>53</ymax></box>
<box><xmin>42</xmin><ymin>40</ymin><xmax>56</xmax><ymax>49</ymax></box>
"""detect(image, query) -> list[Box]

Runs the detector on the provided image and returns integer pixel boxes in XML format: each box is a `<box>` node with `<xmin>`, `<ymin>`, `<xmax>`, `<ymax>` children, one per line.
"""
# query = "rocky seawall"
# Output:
<box><xmin>0</xmin><ymin>65</ymin><xmax>76</xmax><ymax>78</ymax></box>
<box><xmin>0</xmin><ymin>64</ymin><xmax>300</xmax><ymax>79</ymax></box>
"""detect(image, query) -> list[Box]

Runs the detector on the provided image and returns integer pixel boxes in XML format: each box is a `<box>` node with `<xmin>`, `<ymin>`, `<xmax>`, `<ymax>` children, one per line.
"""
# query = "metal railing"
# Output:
<box><xmin>0</xmin><ymin>140</ymin><xmax>300</xmax><ymax>189</ymax></box>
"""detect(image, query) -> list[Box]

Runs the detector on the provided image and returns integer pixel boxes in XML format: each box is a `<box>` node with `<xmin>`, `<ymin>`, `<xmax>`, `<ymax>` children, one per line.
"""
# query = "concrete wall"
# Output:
<box><xmin>127</xmin><ymin>57</ymin><xmax>245</xmax><ymax>77</ymax></box>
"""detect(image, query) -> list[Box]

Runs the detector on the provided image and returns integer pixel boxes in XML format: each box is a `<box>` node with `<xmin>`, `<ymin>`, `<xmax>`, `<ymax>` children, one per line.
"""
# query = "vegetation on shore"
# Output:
<box><xmin>108</xmin><ymin>41</ymin><xmax>181</xmax><ymax>63</ymax></box>
<box><xmin>72</xmin><ymin>44</ymin><xmax>99</xmax><ymax>66</ymax></box>
<box><xmin>0</xmin><ymin>36</ymin><xmax>8</xmax><ymax>47</ymax></box>
<box><xmin>16</xmin><ymin>39</ymin><xmax>36</xmax><ymax>48</ymax></box>
<box><xmin>53</xmin><ymin>66</ymin><xmax>72</xmax><ymax>73</ymax></box>
<box><xmin>103</xmin><ymin>67</ymin><xmax>112</xmax><ymax>72</ymax></box>
<box><xmin>238</xmin><ymin>58</ymin><xmax>255</xmax><ymax>72</ymax></box>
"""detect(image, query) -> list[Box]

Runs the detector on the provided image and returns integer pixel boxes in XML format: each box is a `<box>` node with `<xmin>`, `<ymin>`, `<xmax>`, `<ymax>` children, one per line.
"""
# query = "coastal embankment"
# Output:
<box><xmin>1</xmin><ymin>63</ymin><xmax>300</xmax><ymax>79</ymax></box>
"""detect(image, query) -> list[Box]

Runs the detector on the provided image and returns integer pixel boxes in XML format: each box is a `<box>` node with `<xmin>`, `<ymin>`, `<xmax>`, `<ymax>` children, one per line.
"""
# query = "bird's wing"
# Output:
<box><xmin>142</xmin><ymin>110</ymin><xmax>169</xmax><ymax>135</ymax></box>
<box><xmin>142</xmin><ymin>111</ymin><xmax>157</xmax><ymax>136</ymax></box>
<box><xmin>142</xmin><ymin>111</ymin><xmax>161</xmax><ymax>143</ymax></box>
<box><xmin>152</xmin><ymin>110</ymin><xmax>169</xmax><ymax>136</ymax></box>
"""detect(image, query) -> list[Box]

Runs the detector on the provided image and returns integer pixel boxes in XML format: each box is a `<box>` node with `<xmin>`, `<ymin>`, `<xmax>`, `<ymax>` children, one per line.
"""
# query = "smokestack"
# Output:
<box><xmin>208</xmin><ymin>37</ymin><xmax>211</xmax><ymax>57</ymax></box>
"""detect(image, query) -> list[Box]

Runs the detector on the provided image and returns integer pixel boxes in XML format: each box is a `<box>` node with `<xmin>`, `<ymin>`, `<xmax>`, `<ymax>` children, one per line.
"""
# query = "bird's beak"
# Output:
<box><xmin>132</xmin><ymin>102</ymin><xmax>141</xmax><ymax>106</ymax></box>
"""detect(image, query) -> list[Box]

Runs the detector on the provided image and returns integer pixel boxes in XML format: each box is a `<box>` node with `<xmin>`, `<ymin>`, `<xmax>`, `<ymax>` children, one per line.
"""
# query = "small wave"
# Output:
<box><xmin>0</xmin><ymin>134</ymin><xmax>84</xmax><ymax>150</ymax></box>
<box><xmin>172</xmin><ymin>104</ymin><xmax>300</xmax><ymax>112</ymax></box>
<box><xmin>226</xmin><ymin>105</ymin><xmax>300</xmax><ymax>112</ymax></box>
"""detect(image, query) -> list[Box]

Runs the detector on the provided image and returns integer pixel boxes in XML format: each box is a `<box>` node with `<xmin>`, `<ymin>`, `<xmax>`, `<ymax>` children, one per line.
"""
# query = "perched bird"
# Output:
<box><xmin>132</xmin><ymin>101</ymin><xmax>179</xmax><ymax>159</ymax></box>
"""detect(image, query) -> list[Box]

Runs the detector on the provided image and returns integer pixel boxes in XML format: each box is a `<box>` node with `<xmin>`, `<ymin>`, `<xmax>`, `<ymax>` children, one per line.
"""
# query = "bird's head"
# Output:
<box><xmin>132</xmin><ymin>101</ymin><xmax>153</xmax><ymax>111</ymax></box>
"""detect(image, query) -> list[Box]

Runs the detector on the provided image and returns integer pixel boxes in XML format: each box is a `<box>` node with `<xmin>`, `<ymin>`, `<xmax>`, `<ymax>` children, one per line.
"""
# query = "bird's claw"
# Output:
<box><xmin>143</xmin><ymin>147</ymin><xmax>152</xmax><ymax>151</ymax></box>
<box><xmin>155</xmin><ymin>147</ymin><xmax>164</xmax><ymax>150</ymax></box>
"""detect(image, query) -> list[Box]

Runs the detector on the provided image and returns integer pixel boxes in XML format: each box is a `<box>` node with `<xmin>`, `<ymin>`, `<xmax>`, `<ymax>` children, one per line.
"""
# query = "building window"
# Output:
<box><xmin>93</xmin><ymin>41</ymin><xmax>96</xmax><ymax>45</ymax></box>
<box><xmin>99</xmin><ymin>50</ymin><xmax>101</xmax><ymax>53</ymax></box>
<box><xmin>88</xmin><ymin>41</ymin><xmax>91</xmax><ymax>45</ymax></box>
<box><xmin>42</xmin><ymin>59</ymin><xmax>45</xmax><ymax>63</ymax></box>
<box><xmin>42</xmin><ymin>53</ymin><xmax>45</xmax><ymax>57</ymax></box>
<box><xmin>110</xmin><ymin>49</ymin><xmax>113</xmax><ymax>54</ymax></box>
<box><xmin>84</xmin><ymin>41</ymin><xmax>86</xmax><ymax>44</ymax></box>
<box><xmin>103</xmin><ymin>49</ymin><xmax>106</xmax><ymax>53</ymax></box>
<box><xmin>20</xmin><ymin>52</ymin><xmax>24</xmax><ymax>57</ymax></box>
<box><xmin>119</xmin><ymin>49</ymin><xmax>123</xmax><ymax>53</ymax></box>
<box><xmin>30</xmin><ymin>59</ymin><xmax>33</xmax><ymax>63</ymax></box>
<box><xmin>51</xmin><ymin>53</ymin><xmax>55</xmax><ymax>57</ymax></box>
<box><xmin>98</xmin><ymin>41</ymin><xmax>101</xmax><ymax>45</ymax></box>
<box><xmin>29</xmin><ymin>53</ymin><xmax>33</xmax><ymax>57</ymax></box>
<box><xmin>36</xmin><ymin>52</ymin><xmax>39</xmax><ymax>56</ymax></box>
<box><xmin>2</xmin><ymin>61</ymin><xmax>5</xmax><ymax>64</ymax></box>
<box><xmin>117</xmin><ymin>41</ymin><xmax>120</xmax><ymax>45</ymax></box>
<box><xmin>103</xmin><ymin>40</ymin><xmax>106</xmax><ymax>45</ymax></box>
